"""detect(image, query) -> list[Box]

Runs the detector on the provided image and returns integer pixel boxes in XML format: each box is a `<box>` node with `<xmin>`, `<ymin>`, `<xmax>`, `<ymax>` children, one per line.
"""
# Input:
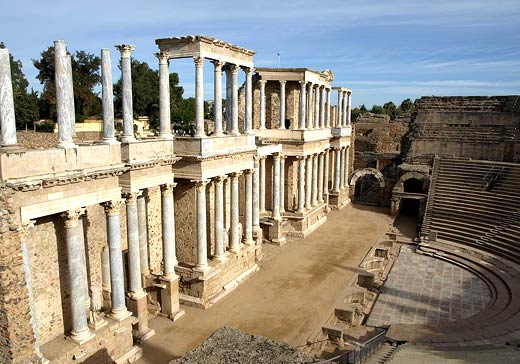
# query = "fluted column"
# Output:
<box><xmin>243</xmin><ymin>169</ymin><xmax>254</xmax><ymax>245</ymax></box>
<box><xmin>194</xmin><ymin>56</ymin><xmax>205</xmax><ymax>137</ymax></box>
<box><xmin>319</xmin><ymin>86</ymin><xmax>326</xmax><ymax>128</ymax></box>
<box><xmin>297</xmin><ymin>156</ymin><xmax>306</xmax><ymax>212</ymax></box>
<box><xmin>230</xmin><ymin>65</ymin><xmax>239</xmax><ymax>135</ymax></box>
<box><xmin>346</xmin><ymin>91</ymin><xmax>352</xmax><ymax>125</ymax></box>
<box><xmin>259</xmin><ymin>80</ymin><xmax>266</xmax><ymax>129</ymax></box>
<box><xmin>279</xmin><ymin>80</ymin><xmax>286</xmax><ymax>129</ymax></box>
<box><xmin>339</xmin><ymin>148</ymin><xmax>345</xmax><ymax>189</ymax></box>
<box><xmin>62</xmin><ymin>209</ymin><xmax>93</xmax><ymax>343</ymax></box>
<box><xmin>318</xmin><ymin>153</ymin><xmax>324</xmax><ymax>203</ymax></box>
<box><xmin>124</xmin><ymin>192</ymin><xmax>144</xmax><ymax>298</ymax></box>
<box><xmin>103</xmin><ymin>201</ymin><xmax>131</xmax><ymax>320</ymax></box>
<box><xmin>137</xmin><ymin>194</ymin><xmax>149</xmax><ymax>274</ymax></box>
<box><xmin>342</xmin><ymin>91</ymin><xmax>348</xmax><ymax>126</ymax></box>
<box><xmin>314</xmin><ymin>85</ymin><xmax>320</xmax><ymax>129</ymax></box>
<box><xmin>298</xmin><ymin>81</ymin><xmax>307</xmax><ymax>129</ymax></box>
<box><xmin>312</xmin><ymin>154</ymin><xmax>318</xmax><ymax>206</ymax></box>
<box><xmin>156</xmin><ymin>51</ymin><xmax>172</xmax><ymax>139</ymax></box>
<box><xmin>116</xmin><ymin>44</ymin><xmax>136</xmax><ymax>143</ymax></box>
<box><xmin>333</xmin><ymin>148</ymin><xmax>341</xmax><ymax>193</ymax></box>
<box><xmin>244</xmin><ymin>67</ymin><xmax>254</xmax><ymax>134</ymax></box>
<box><xmin>337</xmin><ymin>89</ymin><xmax>343</xmax><ymax>128</ymax></box>
<box><xmin>272</xmin><ymin>154</ymin><xmax>282</xmax><ymax>220</ymax></box>
<box><xmin>326</xmin><ymin>88</ymin><xmax>331</xmax><ymax>128</ymax></box>
<box><xmin>259</xmin><ymin>157</ymin><xmax>266</xmax><ymax>213</ymax></box>
<box><xmin>0</xmin><ymin>48</ymin><xmax>17</xmax><ymax>147</ymax></box>
<box><xmin>252</xmin><ymin>158</ymin><xmax>260</xmax><ymax>233</ymax></box>
<box><xmin>214</xmin><ymin>176</ymin><xmax>226</xmax><ymax>259</ymax></box>
<box><xmin>194</xmin><ymin>180</ymin><xmax>209</xmax><ymax>268</ymax></box>
<box><xmin>54</xmin><ymin>41</ymin><xmax>75</xmax><ymax>148</ymax></box>
<box><xmin>161</xmin><ymin>184</ymin><xmax>178</xmax><ymax>277</ymax></box>
<box><xmin>305</xmin><ymin>155</ymin><xmax>312</xmax><ymax>209</ymax></box>
<box><xmin>101</xmin><ymin>48</ymin><xmax>117</xmax><ymax>143</ymax></box>
<box><xmin>212</xmin><ymin>60</ymin><xmax>225</xmax><ymax>136</ymax></box>
<box><xmin>279</xmin><ymin>156</ymin><xmax>286</xmax><ymax>213</ymax></box>
<box><xmin>307</xmin><ymin>83</ymin><xmax>314</xmax><ymax>129</ymax></box>
<box><xmin>230</xmin><ymin>172</ymin><xmax>242</xmax><ymax>252</ymax></box>
<box><xmin>324</xmin><ymin>150</ymin><xmax>330</xmax><ymax>200</ymax></box>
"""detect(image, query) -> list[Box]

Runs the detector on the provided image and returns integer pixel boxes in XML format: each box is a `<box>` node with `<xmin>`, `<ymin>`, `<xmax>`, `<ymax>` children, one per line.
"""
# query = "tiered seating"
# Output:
<box><xmin>422</xmin><ymin>157</ymin><xmax>520</xmax><ymax>263</ymax></box>
<box><xmin>415</xmin><ymin>96</ymin><xmax>512</xmax><ymax>112</ymax></box>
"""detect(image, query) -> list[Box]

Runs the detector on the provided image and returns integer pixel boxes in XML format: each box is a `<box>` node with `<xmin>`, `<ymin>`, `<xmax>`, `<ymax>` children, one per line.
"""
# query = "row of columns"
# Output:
<box><xmin>335</xmin><ymin>89</ymin><xmax>352</xmax><ymax>127</ymax></box>
<box><xmin>332</xmin><ymin>146</ymin><xmax>351</xmax><ymax>193</ymax></box>
<box><xmin>296</xmin><ymin>152</ymin><xmax>329</xmax><ymax>211</ymax></box>
<box><xmin>257</xmin><ymin>154</ymin><xmax>283</xmax><ymax>220</ymax></box>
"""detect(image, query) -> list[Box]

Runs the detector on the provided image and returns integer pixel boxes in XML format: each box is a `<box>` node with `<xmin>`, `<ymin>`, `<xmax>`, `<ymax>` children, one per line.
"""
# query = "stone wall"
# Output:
<box><xmin>174</xmin><ymin>180</ymin><xmax>197</xmax><ymax>265</ymax></box>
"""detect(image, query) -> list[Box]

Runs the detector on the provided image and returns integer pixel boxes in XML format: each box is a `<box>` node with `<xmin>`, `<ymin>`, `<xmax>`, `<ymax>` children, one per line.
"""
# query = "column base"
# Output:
<box><xmin>102</xmin><ymin>137</ymin><xmax>120</xmax><ymax>145</ymax></box>
<box><xmin>56</xmin><ymin>141</ymin><xmax>76</xmax><ymax>149</ymax></box>
<box><xmin>121</xmin><ymin>136</ymin><xmax>137</xmax><ymax>143</ymax></box>
<box><xmin>242</xmin><ymin>237</ymin><xmax>255</xmax><ymax>246</ymax></box>
<box><xmin>0</xmin><ymin>143</ymin><xmax>25</xmax><ymax>153</ymax></box>
<box><xmin>159</xmin><ymin>133</ymin><xmax>174</xmax><ymax>140</ymax></box>
<box><xmin>68</xmin><ymin>328</ymin><xmax>95</xmax><ymax>345</ymax></box>
<box><xmin>214</xmin><ymin>252</ymin><xmax>229</xmax><ymax>262</ymax></box>
<box><xmin>159</xmin><ymin>274</ymin><xmax>183</xmax><ymax>320</ymax></box>
<box><xmin>110</xmin><ymin>308</ymin><xmax>132</xmax><ymax>322</ymax></box>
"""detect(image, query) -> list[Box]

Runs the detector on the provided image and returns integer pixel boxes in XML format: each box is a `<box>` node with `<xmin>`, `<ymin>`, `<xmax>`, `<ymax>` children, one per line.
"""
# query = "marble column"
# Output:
<box><xmin>298</xmin><ymin>81</ymin><xmax>307</xmax><ymax>129</ymax></box>
<box><xmin>101</xmin><ymin>49</ymin><xmax>117</xmax><ymax>143</ymax></box>
<box><xmin>54</xmin><ymin>41</ymin><xmax>75</xmax><ymax>148</ymax></box>
<box><xmin>252</xmin><ymin>158</ymin><xmax>261</xmax><ymax>235</ymax></box>
<box><xmin>319</xmin><ymin>86</ymin><xmax>326</xmax><ymax>128</ymax></box>
<box><xmin>161</xmin><ymin>184</ymin><xmax>177</xmax><ymax>277</ymax></box>
<box><xmin>279</xmin><ymin>80</ymin><xmax>286</xmax><ymax>129</ymax></box>
<box><xmin>62</xmin><ymin>209</ymin><xmax>94</xmax><ymax>343</ymax></box>
<box><xmin>195</xmin><ymin>180</ymin><xmax>209</xmax><ymax>268</ymax></box>
<box><xmin>156</xmin><ymin>51</ymin><xmax>172</xmax><ymax>139</ymax></box>
<box><xmin>125</xmin><ymin>192</ymin><xmax>144</xmax><ymax>298</ymax></box>
<box><xmin>230</xmin><ymin>65</ymin><xmax>239</xmax><ymax>135</ymax></box>
<box><xmin>344</xmin><ymin>147</ymin><xmax>350</xmax><ymax>188</ymax></box>
<box><xmin>259</xmin><ymin>157</ymin><xmax>266</xmax><ymax>213</ymax></box>
<box><xmin>103</xmin><ymin>201</ymin><xmax>131</xmax><ymax>320</ymax></box>
<box><xmin>77</xmin><ymin>218</ymin><xmax>89</xmax><ymax>310</ymax></box>
<box><xmin>259</xmin><ymin>80</ymin><xmax>266</xmax><ymax>129</ymax></box>
<box><xmin>212</xmin><ymin>61</ymin><xmax>225</xmax><ymax>136</ymax></box>
<box><xmin>116</xmin><ymin>44</ymin><xmax>136</xmax><ymax>143</ymax></box>
<box><xmin>318</xmin><ymin>153</ymin><xmax>324</xmax><ymax>203</ymax></box>
<box><xmin>312</xmin><ymin>154</ymin><xmax>318</xmax><ymax>206</ymax></box>
<box><xmin>0</xmin><ymin>48</ymin><xmax>17</xmax><ymax>147</ymax></box>
<box><xmin>244</xmin><ymin>67</ymin><xmax>254</xmax><ymax>134</ymax></box>
<box><xmin>280</xmin><ymin>156</ymin><xmax>285</xmax><ymax>213</ymax></box>
<box><xmin>324</xmin><ymin>150</ymin><xmax>330</xmax><ymax>200</ymax></box>
<box><xmin>137</xmin><ymin>194</ymin><xmax>149</xmax><ymax>274</ymax></box>
<box><xmin>326</xmin><ymin>88</ymin><xmax>331</xmax><ymax>128</ymax></box>
<box><xmin>333</xmin><ymin>148</ymin><xmax>341</xmax><ymax>193</ymax></box>
<box><xmin>243</xmin><ymin>169</ymin><xmax>254</xmax><ymax>245</ymax></box>
<box><xmin>225</xmin><ymin>68</ymin><xmax>232</xmax><ymax>132</ymax></box>
<box><xmin>314</xmin><ymin>85</ymin><xmax>320</xmax><ymax>129</ymax></box>
<box><xmin>297</xmin><ymin>156</ymin><xmax>305</xmax><ymax>212</ymax></box>
<box><xmin>305</xmin><ymin>156</ymin><xmax>312</xmax><ymax>209</ymax></box>
<box><xmin>230</xmin><ymin>172</ymin><xmax>242</xmax><ymax>252</ymax></box>
<box><xmin>272</xmin><ymin>154</ymin><xmax>281</xmax><ymax>220</ymax></box>
<box><xmin>214</xmin><ymin>176</ymin><xmax>226</xmax><ymax>259</ymax></box>
<box><xmin>337</xmin><ymin>89</ymin><xmax>343</xmax><ymax>128</ymax></box>
<box><xmin>307</xmin><ymin>83</ymin><xmax>314</xmax><ymax>129</ymax></box>
<box><xmin>346</xmin><ymin>91</ymin><xmax>352</xmax><ymax>125</ymax></box>
<box><xmin>339</xmin><ymin>148</ymin><xmax>345</xmax><ymax>189</ymax></box>
<box><xmin>342</xmin><ymin>91</ymin><xmax>348</xmax><ymax>127</ymax></box>
<box><xmin>194</xmin><ymin>56</ymin><xmax>205</xmax><ymax>137</ymax></box>
<box><xmin>101</xmin><ymin>245</ymin><xmax>111</xmax><ymax>292</ymax></box>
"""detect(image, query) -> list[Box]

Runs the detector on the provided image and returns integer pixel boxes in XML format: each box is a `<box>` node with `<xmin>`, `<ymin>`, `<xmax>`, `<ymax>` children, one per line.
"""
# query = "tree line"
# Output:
<box><xmin>351</xmin><ymin>99</ymin><xmax>415</xmax><ymax>123</ymax></box>
<box><xmin>1</xmin><ymin>43</ymin><xmax>204</xmax><ymax>131</ymax></box>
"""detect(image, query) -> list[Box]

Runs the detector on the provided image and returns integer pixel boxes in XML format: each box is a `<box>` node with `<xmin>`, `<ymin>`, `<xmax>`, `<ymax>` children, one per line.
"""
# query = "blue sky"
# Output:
<box><xmin>2</xmin><ymin>0</ymin><xmax>519</xmax><ymax>107</ymax></box>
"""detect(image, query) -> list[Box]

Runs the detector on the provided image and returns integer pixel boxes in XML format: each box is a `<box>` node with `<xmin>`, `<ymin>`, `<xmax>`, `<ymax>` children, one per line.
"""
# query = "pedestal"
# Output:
<box><xmin>160</xmin><ymin>275</ymin><xmax>185</xmax><ymax>321</ymax></box>
<box><xmin>126</xmin><ymin>292</ymin><xmax>155</xmax><ymax>342</ymax></box>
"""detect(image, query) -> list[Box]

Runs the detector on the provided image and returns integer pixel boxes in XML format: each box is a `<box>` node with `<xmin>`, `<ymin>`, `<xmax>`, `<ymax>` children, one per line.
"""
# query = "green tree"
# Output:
<box><xmin>359</xmin><ymin>104</ymin><xmax>367</xmax><ymax>112</ymax></box>
<box><xmin>33</xmin><ymin>46</ymin><xmax>102</xmax><ymax>122</ymax></box>
<box><xmin>0</xmin><ymin>43</ymin><xmax>40</xmax><ymax>129</ymax></box>
<box><xmin>370</xmin><ymin>105</ymin><xmax>385</xmax><ymax>114</ymax></box>
<box><xmin>383</xmin><ymin>101</ymin><xmax>397</xmax><ymax>120</ymax></box>
<box><xmin>398</xmin><ymin>98</ymin><xmax>414</xmax><ymax>114</ymax></box>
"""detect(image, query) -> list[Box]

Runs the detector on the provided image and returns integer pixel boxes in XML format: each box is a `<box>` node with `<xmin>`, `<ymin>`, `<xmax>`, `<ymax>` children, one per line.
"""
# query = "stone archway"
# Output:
<box><xmin>349</xmin><ymin>168</ymin><xmax>386</xmax><ymax>205</ymax></box>
<box><xmin>391</xmin><ymin>171</ymin><xmax>430</xmax><ymax>217</ymax></box>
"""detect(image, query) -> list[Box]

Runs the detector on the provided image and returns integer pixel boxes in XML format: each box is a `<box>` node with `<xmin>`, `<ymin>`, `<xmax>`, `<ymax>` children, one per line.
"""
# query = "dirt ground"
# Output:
<box><xmin>136</xmin><ymin>204</ymin><xmax>395</xmax><ymax>363</ymax></box>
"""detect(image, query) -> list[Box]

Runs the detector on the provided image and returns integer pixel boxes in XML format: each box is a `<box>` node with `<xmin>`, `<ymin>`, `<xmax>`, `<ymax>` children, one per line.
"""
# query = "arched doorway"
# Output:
<box><xmin>350</xmin><ymin>168</ymin><xmax>386</xmax><ymax>206</ymax></box>
<box><xmin>400</xmin><ymin>178</ymin><xmax>424</xmax><ymax>215</ymax></box>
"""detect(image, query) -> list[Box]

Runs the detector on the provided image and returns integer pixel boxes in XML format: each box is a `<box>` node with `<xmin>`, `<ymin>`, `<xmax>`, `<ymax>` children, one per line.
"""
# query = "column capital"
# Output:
<box><xmin>319</xmin><ymin>84</ymin><xmax>325</xmax><ymax>89</ymax></box>
<box><xmin>273</xmin><ymin>152</ymin><xmax>282</xmax><ymax>160</ymax></box>
<box><xmin>194</xmin><ymin>56</ymin><xmax>205</xmax><ymax>67</ymax></box>
<box><xmin>230</xmin><ymin>64</ymin><xmax>240</xmax><ymax>75</ymax></box>
<box><xmin>103</xmin><ymin>200</ymin><xmax>123</xmax><ymax>216</ymax></box>
<box><xmin>314</xmin><ymin>84</ymin><xmax>321</xmax><ymax>90</ymax></box>
<box><xmin>296</xmin><ymin>155</ymin><xmax>306</xmax><ymax>160</ymax></box>
<box><xmin>259</xmin><ymin>79</ymin><xmax>267</xmax><ymax>85</ymax></box>
<box><xmin>211</xmin><ymin>59</ymin><xmax>226</xmax><ymax>70</ymax></box>
<box><xmin>242</xmin><ymin>66</ymin><xmax>255</xmax><ymax>75</ymax></box>
<box><xmin>160</xmin><ymin>183</ymin><xmax>176</xmax><ymax>196</ymax></box>
<box><xmin>299</xmin><ymin>80</ymin><xmax>307</xmax><ymax>87</ymax></box>
<box><xmin>123</xmin><ymin>191</ymin><xmax>141</xmax><ymax>205</ymax></box>
<box><xmin>231</xmin><ymin>171</ymin><xmax>243</xmax><ymax>179</ymax></box>
<box><xmin>193</xmin><ymin>179</ymin><xmax>209</xmax><ymax>191</ymax></box>
<box><xmin>115</xmin><ymin>44</ymin><xmax>135</xmax><ymax>58</ymax></box>
<box><xmin>279</xmin><ymin>80</ymin><xmax>287</xmax><ymax>86</ymax></box>
<box><xmin>214</xmin><ymin>175</ymin><xmax>227</xmax><ymax>184</ymax></box>
<box><xmin>61</xmin><ymin>208</ymin><xmax>85</xmax><ymax>228</ymax></box>
<box><xmin>154</xmin><ymin>51</ymin><xmax>170</xmax><ymax>65</ymax></box>
<box><xmin>244</xmin><ymin>168</ymin><xmax>255</xmax><ymax>175</ymax></box>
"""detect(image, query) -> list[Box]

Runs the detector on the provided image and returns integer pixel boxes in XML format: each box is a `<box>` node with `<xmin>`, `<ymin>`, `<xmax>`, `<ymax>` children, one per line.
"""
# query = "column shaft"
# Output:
<box><xmin>259</xmin><ymin>157</ymin><xmax>266</xmax><ymax>213</ymax></box>
<box><xmin>157</xmin><ymin>52</ymin><xmax>172</xmax><ymax>138</ymax></box>
<box><xmin>101</xmin><ymin>49</ymin><xmax>116</xmax><ymax>143</ymax></box>
<box><xmin>297</xmin><ymin>157</ymin><xmax>305</xmax><ymax>212</ymax></box>
<box><xmin>259</xmin><ymin>80</ymin><xmax>266</xmax><ymax>129</ymax></box>
<box><xmin>212</xmin><ymin>61</ymin><xmax>224</xmax><ymax>136</ymax></box>
<box><xmin>244</xmin><ymin>170</ymin><xmax>254</xmax><ymax>245</ymax></box>
<box><xmin>279</xmin><ymin>81</ymin><xmax>286</xmax><ymax>129</ymax></box>
<box><xmin>194</xmin><ymin>57</ymin><xmax>205</xmax><ymax>137</ymax></box>
<box><xmin>312</xmin><ymin>154</ymin><xmax>318</xmax><ymax>205</ymax></box>
<box><xmin>339</xmin><ymin>148</ymin><xmax>345</xmax><ymax>189</ymax></box>
<box><xmin>333</xmin><ymin>149</ymin><xmax>341</xmax><ymax>193</ymax></box>
<box><xmin>161</xmin><ymin>184</ymin><xmax>177</xmax><ymax>277</ymax></box>
<box><xmin>272</xmin><ymin>155</ymin><xmax>281</xmax><ymax>220</ymax></box>
<box><xmin>299</xmin><ymin>81</ymin><xmax>306</xmax><ymax>129</ymax></box>
<box><xmin>346</xmin><ymin>92</ymin><xmax>352</xmax><ymax>124</ymax></box>
<box><xmin>245</xmin><ymin>68</ymin><xmax>254</xmax><ymax>133</ymax></box>
<box><xmin>342</xmin><ymin>91</ymin><xmax>348</xmax><ymax>126</ymax></box>
<box><xmin>324</xmin><ymin>150</ymin><xmax>330</xmax><ymax>198</ymax></box>
<box><xmin>337</xmin><ymin>90</ymin><xmax>343</xmax><ymax>128</ymax></box>
<box><xmin>280</xmin><ymin>157</ymin><xmax>285</xmax><ymax>212</ymax></box>
<box><xmin>326</xmin><ymin>88</ymin><xmax>331</xmax><ymax>128</ymax></box>
<box><xmin>307</xmin><ymin>84</ymin><xmax>313</xmax><ymax>129</ymax></box>
<box><xmin>54</xmin><ymin>41</ymin><xmax>75</xmax><ymax>147</ymax></box>
<box><xmin>305</xmin><ymin>156</ymin><xmax>312</xmax><ymax>208</ymax></box>
<box><xmin>230</xmin><ymin>65</ymin><xmax>239</xmax><ymax>135</ymax></box>
<box><xmin>319</xmin><ymin>87</ymin><xmax>326</xmax><ymax>128</ymax></box>
<box><xmin>125</xmin><ymin>193</ymin><xmax>143</xmax><ymax>296</ymax></box>
<box><xmin>116</xmin><ymin>44</ymin><xmax>136</xmax><ymax>142</ymax></box>
<box><xmin>214</xmin><ymin>177</ymin><xmax>225</xmax><ymax>259</ymax></box>
<box><xmin>225</xmin><ymin>69</ymin><xmax>232</xmax><ymax>132</ymax></box>
<box><xmin>195</xmin><ymin>180</ymin><xmax>209</xmax><ymax>268</ymax></box>
<box><xmin>137</xmin><ymin>194</ymin><xmax>149</xmax><ymax>273</ymax></box>
<box><xmin>0</xmin><ymin>48</ymin><xmax>17</xmax><ymax>146</ymax></box>
<box><xmin>318</xmin><ymin>153</ymin><xmax>324</xmax><ymax>203</ymax></box>
<box><xmin>252</xmin><ymin>158</ymin><xmax>260</xmax><ymax>229</ymax></box>
<box><xmin>314</xmin><ymin>86</ymin><xmax>320</xmax><ymax>128</ymax></box>
<box><xmin>230</xmin><ymin>173</ymin><xmax>241</xmax><ymax>252</ymax></box>
<box><xmin>344</xmin><ymin>146</ymin><xmax>350</xmax><ymax>187</ymax></box>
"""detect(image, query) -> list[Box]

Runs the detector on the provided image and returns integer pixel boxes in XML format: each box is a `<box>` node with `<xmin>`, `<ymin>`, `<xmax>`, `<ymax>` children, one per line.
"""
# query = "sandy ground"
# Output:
<box><xmin>136</xmin><ymin>204</ymin><xmax>394</xmax><ymax>363</ymax></box>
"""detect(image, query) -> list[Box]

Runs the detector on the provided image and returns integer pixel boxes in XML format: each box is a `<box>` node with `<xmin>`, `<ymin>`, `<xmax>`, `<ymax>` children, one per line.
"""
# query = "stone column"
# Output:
<box><xmin>62</xmin><ymin>209</ymin><xmax>94</xmax><ymax>343</ymax></box>
<box><xmin>272</xmin><ymin>154</ymin><xmax>282</xmax><ymax>220</ymax></box>
<box><xmin>298</xmin><ymin>81</ymin><xmax>307</xmax><ymax>129</ymax></box>
<box><xmin>123</xmin><ymin>192</ymin><xmax>143</xmax><ymax>298</ymax></box>
<box><xmin>333</xmin><ymin>148</ymin><xmax>341</xmax><ymax>193</ymax></box>
<box><xmin>243</xmin><ymin>169</ymin><xmax>254</xmax><ymax>245</ymax></box>
<box><xmin>54</xmin><ymin>41</ymin><xmax>75</xmax><ymax>148</ymax></box>
<box><xmin>297</xmin><ymin>156</ymin><xmax>306</xmax><ymax>212</ymax></box>
<box><xmin>101</xmin><ymin>245</ymin><xmax>111</xmax><ymax>292</ymax></box>
<box><xmin>280</xmin><ymin>156</ymin><xmax>286</xmax><ymax>213</ymax></box>
<box><xmin>305</xmin><ymin>156</ymin><xmax>312</xmax><ymax>209</ymax></box>
<box><xmin>344</xmin><ymin>146</ymin><xmax>350</xmax><ymax>188</ymax></box>
<box><xmin>346</xmin><ymin>91</ymin><xmax>352</xmax><ymax>125</ymax></box>
<box><xmin>156</xmin><ymin>51</ymin><xmax>172</xmax><ymax>139</ymax></box>
<box><xmin>318</xmin><ymin>153</ymin><xmax>324</xmax><ymax>203</ymax></box>
<box><xmin>314</xmin><ymin>85</ymin><xmax>320</xmax><ymax>129</ymax></box>
<box><xmin>212</xmin><ymin>60</ymin><xmax>225</xmax><ymax>136</ymax></box>
<box><xmin>137</xmin><ymin>194</ymin><xmax>149</xmax><ymax>274</ymax></box>
<box><xmin>279</xmin><ymin>80</ymin><xmax>286</xmax><ymax>129</ymax></box>
<box><xmin>0</xmin><ymin>48</ymin><xmax>17</xmax><ymax>147</ymax></box>
<box><xmin>244</xmin><ymin>67</ymin><xmax>254</xmax><ymax>134</ymax></box>
<box><xmin>339</xmin><ymin>148</ymin><xmax>345</xmax><ymax>189</ymax></box>
<box><xmin>230</xmin><ymin>172</ymin><xmax>242</xmax><ymax>252</ymax></box>
<box><xmin>252</xmin><ymin>158</ymin><xmax>261</xmax><ymax>237</ymax></box>
<box><xmin>225</xmin><ymin>68</ymin><xmax>232</xmax><ymax>132</ymax></box>
<box><xmin>337</xmin><ymin>89</ymin><xmax>343</xmax><ymax>128</ymax></box>
<box><xmin>342</xmin><ymin>91</ymin><xmax>348</xmax><ymax>126</ymax></box>
<box><xmin>259</xmin><ymin>80</ymin><xmax>266</xmax><ymax>129</ymax></box>
<box><xmin>307</xmin><ymin>83</ymin><xmax>314</xmax><ymax>129</ymax></box>
<box><xmin>312</xmin><ymin>154</ymin><xmax>318</xmax><ymax>206</ymax></box>
<box><xmin>259</xmin><ymin>157</ymin><xmax>266</xmax><ymax>213</ymax></box>
<box><xmin>77</xmin><ymin>218</ymin><xmax>89</xmax><ymax>310</ymax></box>
<box><xmin>230</xmin><ymin>65</ymin><xmax>240</xmax><ymax>135</ymax></box>
<box><xmin>195</xmin><ymin>180</ymin><xmax>209</xmax><ymax>268</ymax></box>
<box><xmin>116</xmin><ymin>44</ymin><xmax>136</xmax><ymax>143</ymax></box>
<box><xmin>194</xmin><ymin>56</ymin><xmax>205</xmax><ymax>137</ymax></box>
<box><xmin>100</xmin><ymin>49</ymin><xmax>117</xmax><ymax>143</ymax></box>
<box><xmin>324</xmin><ymin>150</ymin><xmax>330</xmax><ymax>202</ymax></box>
<box><xmin>326</xmin><ymin>88</ymin><xmax>331</xmax><ymax>128</ymax></box>
<box><xmin>214</xmin><ymin>176</ymin><xmax>226</xmax><ymax>259</ymax></box>
<box><xmin>161</xmin><ymin>184</ymin><xmax>178</xmax><ymax>277</ymax></box>
<box><xmin>103</xmin><ymin>201</ymin><xmax>131</xmax><ymax>321</ymax></box>
<box><xmin>319</xmin><ymin>86</ymin><xmax>326</xmax><ymax>128</ymax></box>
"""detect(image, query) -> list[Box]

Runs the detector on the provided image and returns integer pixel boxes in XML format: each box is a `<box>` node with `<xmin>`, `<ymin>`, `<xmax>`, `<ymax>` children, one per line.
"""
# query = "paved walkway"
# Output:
<box><xmin>136</xmin><ymin>205</ymin><xmax>394</xmax><ymax>363</ymax></box>
<box><xmin>367</xmin><ymin>246</ymin><xmax>491</xmax><ymax>327</ymax></box>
